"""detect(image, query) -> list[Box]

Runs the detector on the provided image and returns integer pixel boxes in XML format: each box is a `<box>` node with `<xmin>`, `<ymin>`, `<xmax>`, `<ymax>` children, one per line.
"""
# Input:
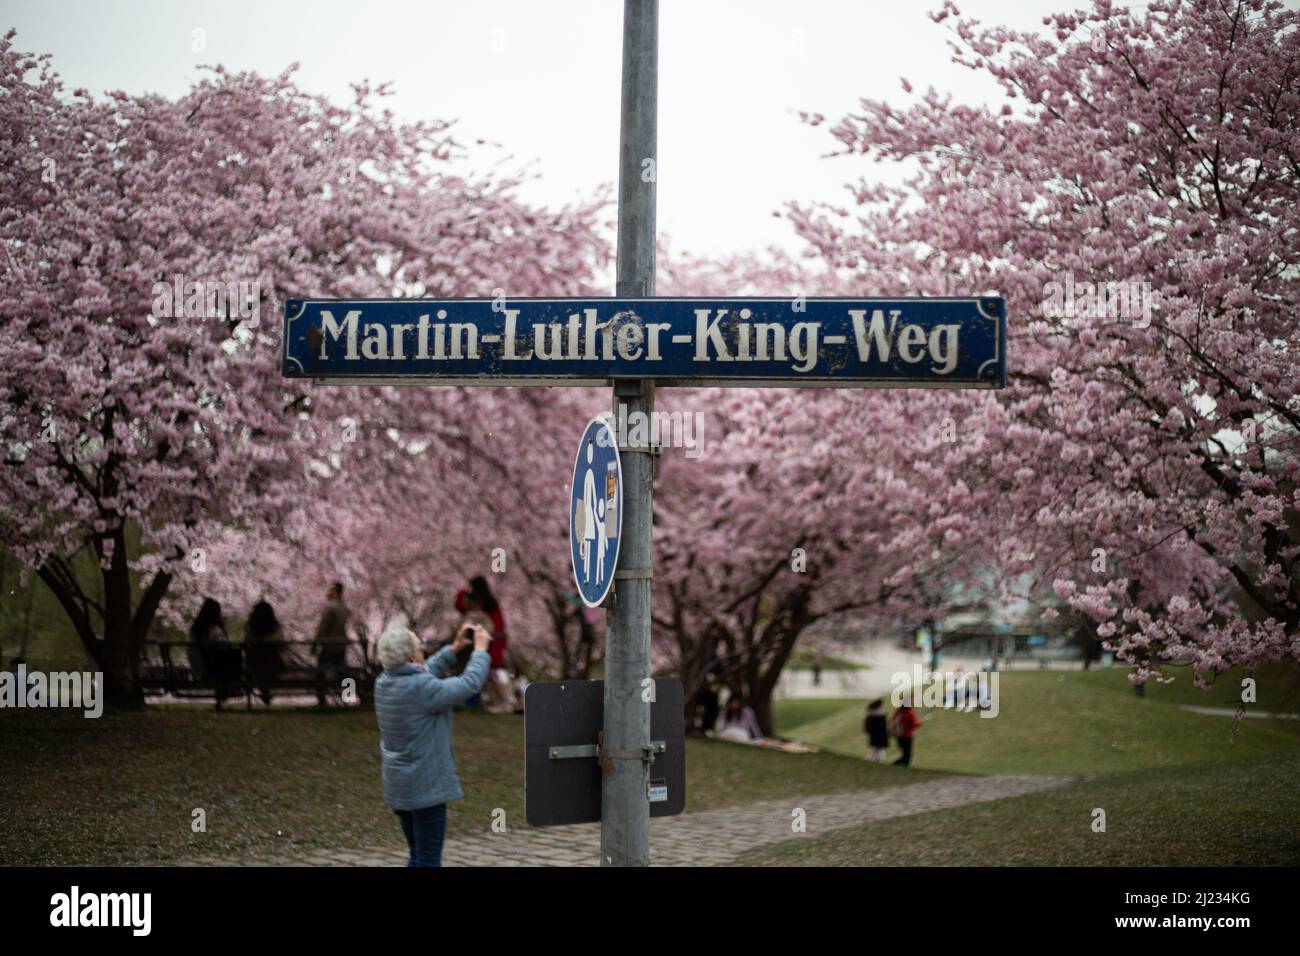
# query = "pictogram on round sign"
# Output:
<box><xmin>569</xmin><ymin>416</ymin><xmax>622</xmax><ymax>608</ymax></box>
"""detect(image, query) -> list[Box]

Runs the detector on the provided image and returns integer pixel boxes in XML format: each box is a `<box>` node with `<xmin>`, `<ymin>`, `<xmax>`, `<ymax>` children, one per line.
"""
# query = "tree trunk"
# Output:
<box><xmin>575</xmin><ymin>615</ymin><xmax>596</xmax><ymax>679</ymax></box>
<box><xmin>100</xmin><ymin>529</ymin><xmax>144</xmax><ymax>707</ymax></box>
<box><xmin>36</xmin><ymin>531</ymin><xmax>172</xmax><ymax>710</ymax></box>
<box><xmin>20</xmin><ymin>585</ymin><xmax>35</xmax><ymax>660</ymax></box>
<box><xmin>550</xmin><ymin>594</ymin><xmax>573</xmax><ymax>679</ymax></box>
<box><xmin>749</xmin><ymin>693</ymin><xmax>775</xmax><ymax>739</ymax></box>
<box><xmin>744</xmin><ymin>588</ymin><xmax>812</xmax><ymax>737</ymax></box>
<box><xmin>36</xmin><ymin>563</ymin><xmax>103</xmax><ymax>669</ymax></box>
<box><xmin>747</xmin><ymin>640</ymin><xmax>796</xmax><ymax>737</ymax></box>
<box><xmin>103</xmin><ymin>616</ymin><xmax>143</xmax><ymax>708</ymax></box>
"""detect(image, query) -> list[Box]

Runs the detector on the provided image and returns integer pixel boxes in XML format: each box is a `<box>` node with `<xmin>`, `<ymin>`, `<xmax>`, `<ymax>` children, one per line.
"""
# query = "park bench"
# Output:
<box><xmin>139</xmin><ymin>638</ymin><xmax>377</xmax><ymax>710</ymax></box>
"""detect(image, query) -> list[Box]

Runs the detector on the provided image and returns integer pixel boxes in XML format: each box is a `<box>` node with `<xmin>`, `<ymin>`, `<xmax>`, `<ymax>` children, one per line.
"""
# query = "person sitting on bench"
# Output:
<box><xmin>187</xmin><ymin>598</ymin><xmax>241</xmax><ymax>708</ymax></box>
<box><xmin>244</xmin><ymin>600</ymin><xmax>286</xmax><ymax>706</ymax></box>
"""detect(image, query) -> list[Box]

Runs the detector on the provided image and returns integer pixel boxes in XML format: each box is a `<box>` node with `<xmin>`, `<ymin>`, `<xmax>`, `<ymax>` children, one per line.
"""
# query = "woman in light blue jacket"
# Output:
<box><xmin>373</xmin><ymin>621</ymin><xmax>492</xmax><ymax>867</ymax></box>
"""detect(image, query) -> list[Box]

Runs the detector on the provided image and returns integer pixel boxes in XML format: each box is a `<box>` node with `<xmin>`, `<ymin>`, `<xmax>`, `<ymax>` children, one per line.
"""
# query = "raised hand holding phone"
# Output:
<box><xmin>451</xmin><ymin>623</ymin><xmax>475</xmax><ymax>654</ymax></box>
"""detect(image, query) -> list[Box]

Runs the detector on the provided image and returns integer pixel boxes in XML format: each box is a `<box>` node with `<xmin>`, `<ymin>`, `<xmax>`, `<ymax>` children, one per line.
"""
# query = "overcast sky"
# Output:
<box><xmin>7</xmin><ymin>0</ymin><xmax>1116</xmax><ymax>260</ymax></box>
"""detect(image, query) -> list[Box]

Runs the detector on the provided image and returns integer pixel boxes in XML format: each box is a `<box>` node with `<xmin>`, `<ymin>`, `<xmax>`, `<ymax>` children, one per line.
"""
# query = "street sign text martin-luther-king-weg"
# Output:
<box><xmin>282</xmin><ymin>296</ymin><xmax>1006</xmax><ymax>388</ymax></box>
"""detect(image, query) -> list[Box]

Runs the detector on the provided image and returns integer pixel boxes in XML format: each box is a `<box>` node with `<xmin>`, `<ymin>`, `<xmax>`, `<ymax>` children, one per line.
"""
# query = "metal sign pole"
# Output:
<box><xmin>601</xmin><ymin>0</ymin><xmax>657</xmax><ymax>867</ymax></box>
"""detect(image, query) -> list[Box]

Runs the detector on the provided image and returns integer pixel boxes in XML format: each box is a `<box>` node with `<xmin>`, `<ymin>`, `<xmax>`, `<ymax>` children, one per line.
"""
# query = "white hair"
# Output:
<box><xmin>377</xmin><ymin>625</ymin><xmax>420</xmax><ymax>670</ymax></box>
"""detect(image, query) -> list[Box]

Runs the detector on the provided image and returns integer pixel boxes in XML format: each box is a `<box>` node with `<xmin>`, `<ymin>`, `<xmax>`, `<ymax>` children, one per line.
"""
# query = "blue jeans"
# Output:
<box><xmin>396</xmin><ymin>803</ymin><xmax>447</xmax><ymax>867</ymax></box>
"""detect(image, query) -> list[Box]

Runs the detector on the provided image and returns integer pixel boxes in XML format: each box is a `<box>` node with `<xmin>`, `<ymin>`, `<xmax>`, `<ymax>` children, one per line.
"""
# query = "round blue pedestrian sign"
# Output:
<box><xmin>570</xmin><ymin>416</ymin><xmax>622</xmax><ymax>608</ymax></box>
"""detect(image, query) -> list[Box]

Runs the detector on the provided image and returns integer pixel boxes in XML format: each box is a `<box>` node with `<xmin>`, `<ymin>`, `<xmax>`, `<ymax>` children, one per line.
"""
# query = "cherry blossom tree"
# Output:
<box><xmin>11</xmin><ymin>0</ymin><xmax>1295</xmax><ymax>718</ymax></box>
<box><xmin>0</xmin><ymin>32</ymin><xmax>606</xmax><ymax>704</ymax></box>
<box><xmin>195</xmin><ymin>382</ymin><xmax>617</xmax><ymax>675</ymax></box>
<box><xmin>650</xmin><ymin>250</ymin><xmax>941</xmax><ymax>732</ymax></box>
<box><xmin>788</xmin><ymin>0</ymin><xmax>1300</xmax><ymax>686</ymax></box>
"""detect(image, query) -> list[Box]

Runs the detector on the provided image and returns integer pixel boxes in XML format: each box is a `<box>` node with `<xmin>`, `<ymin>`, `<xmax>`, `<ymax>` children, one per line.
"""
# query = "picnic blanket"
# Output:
<box><xmin>706</xmin><ymin>731</ymin><xmax>820</xmax><ymax>754</ymax></box>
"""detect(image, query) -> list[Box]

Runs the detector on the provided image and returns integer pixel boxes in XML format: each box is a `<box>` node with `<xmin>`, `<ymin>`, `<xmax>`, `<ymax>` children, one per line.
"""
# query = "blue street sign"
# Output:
<box><xmin>282</xmin><ymin>296</ymin><xmax>1005</xmax><ymax>387</ymax></box>
<box><xmin>570</xmin><ymin>417</ymin><xmax>622</xmax><ymax>608</ymax></box>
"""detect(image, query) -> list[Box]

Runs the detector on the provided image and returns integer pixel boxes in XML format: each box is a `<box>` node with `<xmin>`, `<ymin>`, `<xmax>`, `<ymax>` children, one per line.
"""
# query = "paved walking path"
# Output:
<box><xmin>185</xmin><ymin>773</ymin><xmax>1072</xmax><ymax>867</ymax></box>
<box><xmin>1179</xmin><ymin>704</ymin><xmax>1299</xmax><ymax>720</ymax></box>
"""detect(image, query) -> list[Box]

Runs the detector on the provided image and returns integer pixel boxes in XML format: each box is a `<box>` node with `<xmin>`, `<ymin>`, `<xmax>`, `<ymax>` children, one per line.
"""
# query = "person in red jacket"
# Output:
<box><xmin>454</xmin><ymin>576</ymin><xmax>513</xmax><ymax>710</ymax></box>
<box><xmin>890</xmin><ymin>700</ymin><xmax>924</xmax><ymax>767</ymax></box>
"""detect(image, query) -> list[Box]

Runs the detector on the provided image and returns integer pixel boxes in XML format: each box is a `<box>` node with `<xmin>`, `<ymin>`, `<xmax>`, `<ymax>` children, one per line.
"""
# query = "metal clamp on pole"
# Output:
<box><xmin>614</xmin><ymin>567</ymin><xmax>652</xmax><ymax>580</ymax></box>
<box><xmin>600</xmin><ymin>743</ymin><xmax>664</xmax><ymax>759</ymax></box>
<box><xmin>551</xmin><ymin>735</ymin><xmax>664</xmax><ymax>764</ymax></box>
<box><xmin>600</xmin><ymin>741</ymin><xmax>665</xmax><ymax>767</ymax></box>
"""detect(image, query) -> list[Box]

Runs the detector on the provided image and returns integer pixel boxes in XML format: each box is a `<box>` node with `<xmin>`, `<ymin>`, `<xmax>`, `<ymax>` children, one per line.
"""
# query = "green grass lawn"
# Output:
<box><xmin>773</xmin><ymin>667</ymin><xmax>1300</xmax><ymax>776</ymax></box>
<box><xmin>1081</xmin><ymin>660</ymin><xmax>1300</xmax><ymax>710</ymax></box>
<box><xmin>0</xmin><ymin>703</ymin><xmax>939</xmax><ymax>865</ymax></box>
<box><xmin>737</xmin><ymin>749</ymin><xmax>1300</xmax><ymax>866</ymax></box>
<box><xmin>6</xmin><ymin>660</ymin><xmax>1297</xmax><ymax>866</ymax></box>
<box><xmin>750</xmin><ymin>666</ymin><xmax>1300</xmax><ymax>866</ymax></box>
<box><xmin>770</xmin><ymin>697</ymin><xmax>857</xmax><ymax>732</ymax></box>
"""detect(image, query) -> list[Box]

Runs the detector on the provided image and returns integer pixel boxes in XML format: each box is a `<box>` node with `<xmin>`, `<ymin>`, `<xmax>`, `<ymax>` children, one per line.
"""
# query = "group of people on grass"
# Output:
<box><xmin>864</xmin><ymin>697</ymin><xmax>924</xmax><ymax>766</ymax></box>
<box><xmin>710</xmin><ymin>692</ymin><xmax>925</xmax><ymax>767</ymax></box>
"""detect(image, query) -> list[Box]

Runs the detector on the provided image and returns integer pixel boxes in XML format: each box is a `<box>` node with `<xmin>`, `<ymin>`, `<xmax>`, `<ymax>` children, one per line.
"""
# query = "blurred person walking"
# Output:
<box><xmin>374</xmin><ymin>620</ymin><xmax>492</xmax><ymax>867</ymax></box>
<box><xmin>864</xmin><ymin>698</ymin><xmax>889</xmax><ymax>762</ymax></box>
<box><xmin>890</xmin><ymin>698</ymin><xmax>924</xmax><ymax>767</ymax></box>
<box><xmin>313</xmin><ymin>581</ymin><xmax>351</xmax><ymax>705</ymax></box>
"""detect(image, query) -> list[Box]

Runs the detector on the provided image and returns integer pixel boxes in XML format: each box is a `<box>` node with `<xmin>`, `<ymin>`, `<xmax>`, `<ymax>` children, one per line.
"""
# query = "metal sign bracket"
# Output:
<box><xmin>548</xmin><ymin>733</ymin><xmax>665</xmax><ymax>767</ymax></box>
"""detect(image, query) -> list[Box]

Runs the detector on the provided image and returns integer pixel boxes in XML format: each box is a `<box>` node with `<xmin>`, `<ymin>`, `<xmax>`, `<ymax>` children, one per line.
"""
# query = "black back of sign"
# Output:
<box><xmin>523</xmin><ymin>677</ymin><xmax>686</xmax><ymax>827</ymax></box>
